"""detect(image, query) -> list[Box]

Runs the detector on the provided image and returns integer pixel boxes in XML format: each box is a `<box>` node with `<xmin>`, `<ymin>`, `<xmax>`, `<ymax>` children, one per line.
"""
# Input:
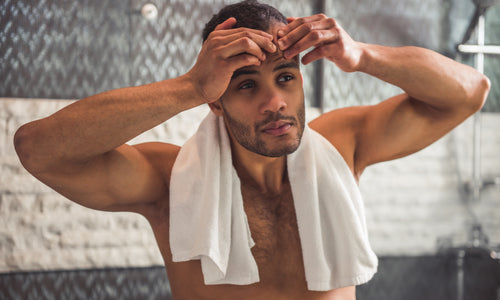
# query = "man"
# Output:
<box><xmin>14</xmin><ymin>0</ymin><xmax>489</xmax><ymax>299</ymax></box>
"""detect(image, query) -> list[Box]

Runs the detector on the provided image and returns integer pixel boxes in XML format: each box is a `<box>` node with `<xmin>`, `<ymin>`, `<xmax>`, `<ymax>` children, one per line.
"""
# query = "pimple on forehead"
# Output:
<box><xmin>266</xmin><ymin>22</ymin><xmax>299</xmax><ymax>64</ymax></box>
<box><xmin>267</xmin><ymin>43</ymin><xmax>286</xmax><ymax>60</ymax></box>
<box><xmin>265</xmin><ymin>43</ymin><xmax>299</xmax><ymax>65</ymax></box>
<box><xmin>265</xmin><ymin>48</ymin><xmax>300</xmax><ymax>66</ymax></box>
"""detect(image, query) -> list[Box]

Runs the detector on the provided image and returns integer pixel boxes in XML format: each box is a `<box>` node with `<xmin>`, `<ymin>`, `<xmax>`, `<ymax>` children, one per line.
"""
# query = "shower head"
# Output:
<box><xmin>460</xmin><ymin>0</ymin><xmax>500</xmax><ymax>45</ymax></box>
<box><xmin>473</xmin><ymin>0</ymin><xmax>500</xmax><ymax>9</ymax></box>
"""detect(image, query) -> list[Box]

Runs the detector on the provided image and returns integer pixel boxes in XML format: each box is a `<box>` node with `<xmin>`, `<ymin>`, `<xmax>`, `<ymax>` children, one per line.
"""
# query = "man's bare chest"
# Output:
<box><xmin>240</xmin><ymin>182</ymin><xmax>306</xmax><ymax>282</ymax></box>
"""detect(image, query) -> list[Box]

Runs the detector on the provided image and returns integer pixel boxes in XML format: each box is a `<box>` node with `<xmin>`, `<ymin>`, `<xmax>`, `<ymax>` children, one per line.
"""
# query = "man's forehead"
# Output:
<box><xmin>229</xmin><ymin>21</ymin><xmax>299</xmax><ymax>80</ymax></box>
<box><xmin>231</xmin><ymin>57</ymin><xmax>300</xmax><ymax>80</ymax></box>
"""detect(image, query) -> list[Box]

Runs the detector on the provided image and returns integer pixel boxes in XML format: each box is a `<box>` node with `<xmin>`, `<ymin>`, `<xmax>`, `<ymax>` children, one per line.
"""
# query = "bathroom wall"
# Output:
<box><xmin>1</xmin><ymin>97</ymin><xmax>499</xmax><ymax>272</ymax></box>
<box><xmin>0</xmin><ymin>0</ymin><xmax>318</xmax><ymax>106</ymax></box>
<box><xmin>2</xmin><ymin>0</ymin><xmax>499</xmax><ymax>110</ymax></box>
<box><xmin>322</xmin><ymin>0</ymin><xmax>500</xmax><ymax>112</ymax></box>
<box><xmin>1</xmin><ymin>0</ymin><xmax>500</xmax><ymax>298</ymax></box>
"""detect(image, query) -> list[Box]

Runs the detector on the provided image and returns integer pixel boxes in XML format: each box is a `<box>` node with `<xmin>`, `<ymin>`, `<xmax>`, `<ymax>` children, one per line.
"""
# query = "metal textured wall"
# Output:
<box><xmin>0</xmin><ymin>0</ymin><xmax>130</xmax><ymax>99</ymax></box>
<box><xmin>322</xmin><ymin>0</ymin><xmax>500</xmax><ymax>112</ymax></box>
<box><xmin>2</xmin><ymin>0</ymin><xmax>498</xmax><ymax>110</ymax></box>
<box><xmin>0</xmin><ymin>0</ymin><xmax>316</xmax><ymax>106</ymax></box>
<box><xmin>322</xmin><ymin>0</ymin><xmax>442</xmax><ymax>109</ymax></box>
<box><xmin>1</xmin><ymin>256</ymin><xmax>499</xmax><ymax>300</ymax></box>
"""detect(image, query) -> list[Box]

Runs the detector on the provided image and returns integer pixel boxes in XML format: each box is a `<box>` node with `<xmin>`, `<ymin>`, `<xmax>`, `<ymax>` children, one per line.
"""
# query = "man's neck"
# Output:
<box><xmin>230</xmin><ymin>140</ymin><xmax>287</xmax><ymax>196</ymax></box>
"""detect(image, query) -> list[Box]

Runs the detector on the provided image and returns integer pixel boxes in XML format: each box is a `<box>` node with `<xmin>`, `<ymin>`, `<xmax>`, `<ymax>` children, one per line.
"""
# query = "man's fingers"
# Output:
<box><xmin>211</xmin><ymin>26</ymin><xmax>273</xmax><ymax>40</ymax></box>
<box><xmin>277</xmin><ymin>17</ymin><xmax>296</xmax><ymax>38</ymax></box>
<box><xmin>214</xmin><ymin>17</ymin><xmax>237</xmax><ymax>31</ymax></box>
<box><xmin>278</xmin><ymin>14</ymin><xmax>328</xmax><ymax>40</ymax></box>
<box><xmin>279</xmin><ymin>19</ymin><xmax>336</xmax><ymax>49</ymax></box>
<box><xmin>283</xmin><ymin>27</ymin><xmax>339</xmax><ymax>59</ymax></box>
<box><xmin>278</xmin><ymin>15</ymin><xmax>337</xmax><ymax>55</ymax></box>
<box><xmin>227</xmin><ymin>53</ymin><xmax>262</xmax><ymax>71</ymax></box>
<box><xmin>213</xmin><ymin>31</ymin><xmax>276</xmax><ymax>55</ymax></box>
<box><xmin>301</xmin><ymin>46</ymin><xmax>329</xmax><ymax>65</ymax></box>
<box><xmin>219</xmin><ymin>36</ymin><xmax>268</xmax><ymax>61</ymax></box>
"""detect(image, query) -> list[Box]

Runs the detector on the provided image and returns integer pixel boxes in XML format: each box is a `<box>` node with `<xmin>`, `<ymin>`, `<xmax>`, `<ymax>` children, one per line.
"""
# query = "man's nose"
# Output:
<box><xmin>259</xmin><ymin>88</ymin><xmax>287</xmax><ymax>114</ymax></box>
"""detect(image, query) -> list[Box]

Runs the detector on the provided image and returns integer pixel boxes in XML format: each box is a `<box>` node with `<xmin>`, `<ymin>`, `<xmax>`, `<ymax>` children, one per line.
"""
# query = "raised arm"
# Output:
<box><xmin>14</xmin><ymin>72</ymin><xmax>201</xmax><ymax>213</ymax></box>
<box><xmin>277</xmin><ymin>14</ymin><xmax>490</xmax><ymax>178</ymax></box>
<box><xmin>14</xmin><ymin>18</ymin><xmax>277</xmax><ymax>213</ymax></box>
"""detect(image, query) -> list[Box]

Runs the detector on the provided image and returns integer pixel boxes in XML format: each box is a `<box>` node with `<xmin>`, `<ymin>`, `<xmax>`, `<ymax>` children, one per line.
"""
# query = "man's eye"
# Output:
<box><xmin>239</xmin><ymin>81</ymin><xmax>255</xmax><ymax>89</ymax></box>
<box><xmin>278</xmin><ymin>74</ymin><xmax>294</xmax><ymax>82</ymax></box>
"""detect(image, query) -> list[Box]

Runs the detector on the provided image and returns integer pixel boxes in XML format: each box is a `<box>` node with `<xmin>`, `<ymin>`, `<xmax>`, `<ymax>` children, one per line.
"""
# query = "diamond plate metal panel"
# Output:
<box><xmin>0</xmin><ymin>0</ymin><xmax>498</xmax><ymax>109</ymax></box>
<box><xmin>0</xmin><ymin>267</ymin><xmax>172</xmax><ymax>300</ymax></box>
<box><xmin>321</xmin><ymin>0</ymin><xmax>500</xmax><ymax>112</ymax></box>
<box><xmin>323</xmin><ymin>0</ymin><xmax>445</xmax><ymax>110</ymax></box>
<box><xmin>1</xmin><ymin>257</ymin><xmax>498</xmax><ymax>300</ymax></box>
<box><xmin>129</xmin><ymin>0</ymin><xmax>217</xmax><ymax>86</ymax></box>
<box><xmin>0</xmin><ymin>0</ymin><xmax>130</xmax><ymax>99</ymax></box>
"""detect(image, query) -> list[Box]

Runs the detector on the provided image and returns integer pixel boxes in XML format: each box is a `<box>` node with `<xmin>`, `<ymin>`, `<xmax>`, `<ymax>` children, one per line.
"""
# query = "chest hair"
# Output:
<box><xmin>241</xmin><ymin>182</ymin><xmax>305</xmax><ymax>281</ymax></box>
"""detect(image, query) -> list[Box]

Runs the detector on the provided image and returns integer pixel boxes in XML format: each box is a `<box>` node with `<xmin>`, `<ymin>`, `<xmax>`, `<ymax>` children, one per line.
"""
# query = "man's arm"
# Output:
<box><xmin>14</xmin><ymin>76</ymin><xmax>198</xmax><ymax>213</ymax></box>
<box><xmin>14</xmin><ymin>18</ymin><xmax>277</xmax><ymax>213</ymax></box>
<box><xmin>277</xmin><ymin>14</ymin><xmax>490</xmax><ymax>178</ymax></box>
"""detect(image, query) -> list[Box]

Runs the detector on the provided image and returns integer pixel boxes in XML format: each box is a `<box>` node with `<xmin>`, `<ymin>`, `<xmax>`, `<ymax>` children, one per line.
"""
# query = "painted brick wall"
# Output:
<box><xmin>1</xmin><ymin>98</ymin><xmax>499</xmax><ymax>272</ymax></box>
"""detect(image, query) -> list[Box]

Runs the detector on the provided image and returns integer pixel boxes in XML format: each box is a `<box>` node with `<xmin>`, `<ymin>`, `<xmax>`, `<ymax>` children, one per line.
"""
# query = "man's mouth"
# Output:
<box><xmin>261</xmin><ymin>120</ymin><xmax>292</xmax><ymax>136</ymax></box>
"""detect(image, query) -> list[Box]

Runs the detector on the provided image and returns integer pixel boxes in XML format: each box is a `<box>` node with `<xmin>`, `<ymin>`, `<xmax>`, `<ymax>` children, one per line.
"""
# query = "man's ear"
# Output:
<box><xmin>208</xmin><ymin>100</ymin><xmax>224</xmax><ymax>116</ymax></box>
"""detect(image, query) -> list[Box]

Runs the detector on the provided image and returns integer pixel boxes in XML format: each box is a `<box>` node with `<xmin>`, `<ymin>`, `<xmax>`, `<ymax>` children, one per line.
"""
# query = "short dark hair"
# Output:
<box><xmin>202</xmin><ymin>0</ymin><xmax>287</xmax><ymax>42</ymax></box>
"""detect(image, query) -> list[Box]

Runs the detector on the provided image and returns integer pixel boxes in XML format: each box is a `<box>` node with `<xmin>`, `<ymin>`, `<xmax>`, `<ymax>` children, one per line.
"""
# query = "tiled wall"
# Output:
<box><xmin>2</xmin><ymin>0</ymin><xmax>500</xmax><ymax>110</ymax></box>
<box><xmin>1</xmin><ymin>256</ymin><xmax>499</xmax><ymax>299</ymax></box>
<box><xmin>0</xmin><ymin>98</ymin><xmax>209</xmax><ymax>272</ymax></box>
<box><xmin>362</xmin><ymin>113</ymin><xmax>500</xmax><ymax>256</ymax></box>
<box><xmin>1</xmin><ymin>98</ymin><xmax>499</xmax><ymax>273</ymax></box>
<box><xmin>0</xmin><ymin>0</ymin><xmax>318</xmax><ymax>106</ymax></box>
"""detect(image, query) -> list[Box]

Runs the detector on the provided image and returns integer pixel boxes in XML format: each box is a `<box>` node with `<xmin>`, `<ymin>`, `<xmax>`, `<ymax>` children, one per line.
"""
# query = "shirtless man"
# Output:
<box><xmin>14</xmin><ymin>1</ymin><xmax>489</xmax><ymax>299</ymax></box>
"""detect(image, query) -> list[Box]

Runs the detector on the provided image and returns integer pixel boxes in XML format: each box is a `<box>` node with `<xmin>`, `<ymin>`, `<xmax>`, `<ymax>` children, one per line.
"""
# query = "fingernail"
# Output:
<box><xmin>269</xmin><ymin>43</ymin><xmax>276</xmax><ymax>52</ymax></box>
<box><xmin>277</xmin><ymin>30</ymin><xmax>284</xmax><ymax>37</ymax></box>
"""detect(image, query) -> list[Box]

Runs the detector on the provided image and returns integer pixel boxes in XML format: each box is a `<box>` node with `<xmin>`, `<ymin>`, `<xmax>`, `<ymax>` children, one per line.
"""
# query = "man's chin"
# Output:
<box><xmin>267</xmin><ymin>146</ymin><xmax>300</xmax><ymax>157</ymax></box>
<box><xmin>258</xmin><ymin>138</ymin><xmax>301</xmax><ymax>157</ymax></box>
<box><xmin>261</xmin><ymin>128</ymin><xmax>303</xmax><ymax>156</ymax></box>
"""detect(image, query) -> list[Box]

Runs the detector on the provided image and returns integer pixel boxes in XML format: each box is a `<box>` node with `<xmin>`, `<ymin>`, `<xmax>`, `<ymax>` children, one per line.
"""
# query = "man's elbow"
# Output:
<box><xmin>468</xmin><ymin>73</ymin><xmax>491</xmax><ymax>113</ymax></box>
<box><xmin>14</xmin><ymin>123</ymin><xmax>47</xmax><ymax>175</ymax></box>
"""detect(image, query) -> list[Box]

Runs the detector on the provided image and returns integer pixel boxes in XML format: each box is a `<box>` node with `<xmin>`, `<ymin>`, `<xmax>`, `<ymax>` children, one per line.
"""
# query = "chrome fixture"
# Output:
<box><xmin>141</xmin><ymin>3</ymin><xmax>158</xmax><ymax>20</ymax></box>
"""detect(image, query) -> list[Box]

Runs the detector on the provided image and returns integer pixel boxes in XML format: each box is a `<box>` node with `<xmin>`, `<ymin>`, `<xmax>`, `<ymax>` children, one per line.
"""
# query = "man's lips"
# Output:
<box><xmin>261</xmin><ymin>120</ymin><xmax>293</xmax><ymax>136</ymax></box>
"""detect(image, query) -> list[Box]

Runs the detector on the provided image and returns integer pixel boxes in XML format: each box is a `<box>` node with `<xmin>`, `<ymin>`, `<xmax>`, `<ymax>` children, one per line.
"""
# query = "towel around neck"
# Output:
<box><xmin>169</xmin><ymin>111</ymin><xmax>378</xmax><ymax>290</ymax></box>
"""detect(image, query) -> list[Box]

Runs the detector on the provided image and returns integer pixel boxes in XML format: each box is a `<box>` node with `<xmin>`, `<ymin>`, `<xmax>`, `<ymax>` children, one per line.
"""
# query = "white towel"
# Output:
<box><xmin>169</xmin><ymin>111</ymin><xmax>378</xmax><ymax>291</ymax></box>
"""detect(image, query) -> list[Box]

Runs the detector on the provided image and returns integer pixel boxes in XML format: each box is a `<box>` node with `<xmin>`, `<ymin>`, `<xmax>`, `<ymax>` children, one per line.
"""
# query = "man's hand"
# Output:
<box><xmin>187</xmin><ymin>17</ymin><xmax>277</xmax><ymax>103</ymax></box>
<box><xmin>277</xmin><ymin>14</ymin><xmax>362</xmax><ymax>72</ymax></box>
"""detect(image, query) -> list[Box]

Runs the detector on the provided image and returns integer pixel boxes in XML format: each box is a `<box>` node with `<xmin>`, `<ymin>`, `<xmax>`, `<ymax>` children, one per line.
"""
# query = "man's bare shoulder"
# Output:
<box><xmin>128</xmin><ymin>142</ymin><xmax>180</xmax><ymax>218</ymax></box>
<box><xmin>133</xmin><ymin>141</ymin><xmax>181</xmax><ymax>183</ymax></box>
<box><xmin>309</xmin><ymin>105</ymin><xmax>368</xmax><ymax>138</ymax></box>
<box><xmin>308</xmin><ymin>105</ymin><xmax>369</xmax><ymax>176</ymax></box>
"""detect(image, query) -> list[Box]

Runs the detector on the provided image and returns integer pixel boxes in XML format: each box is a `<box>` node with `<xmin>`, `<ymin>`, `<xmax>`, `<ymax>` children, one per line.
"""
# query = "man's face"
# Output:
<box><xmin>216</xmin><ymin>23</ymin><xmax>305</xmax><ymax>158</ymax></box>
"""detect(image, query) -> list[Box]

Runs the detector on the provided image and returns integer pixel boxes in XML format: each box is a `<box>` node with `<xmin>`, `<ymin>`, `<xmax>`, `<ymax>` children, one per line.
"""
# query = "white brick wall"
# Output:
<box><xmin>1</xmin><ymin>97</ymin><xmax>499</xmax><ymax>272</ymax></box>
<box><xmin>361</xmin><ymin>114</ymin><xmax>500</xmax><ymax>255</ymax></box>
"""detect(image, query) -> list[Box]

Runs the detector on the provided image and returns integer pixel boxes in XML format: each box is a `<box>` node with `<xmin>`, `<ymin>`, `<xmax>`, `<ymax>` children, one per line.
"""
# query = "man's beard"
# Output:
<box><xmin>222</xmin><ymin>105</ymin><xmax>305</xmax><ymax>158</ymax></box>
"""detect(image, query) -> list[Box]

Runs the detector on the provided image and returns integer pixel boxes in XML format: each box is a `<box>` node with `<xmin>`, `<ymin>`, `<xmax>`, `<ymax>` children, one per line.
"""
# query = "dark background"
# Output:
<box><xmin>1</xmin><ymin>254</ymin><xmax>499</xmax><ymax>299</ymax></box>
